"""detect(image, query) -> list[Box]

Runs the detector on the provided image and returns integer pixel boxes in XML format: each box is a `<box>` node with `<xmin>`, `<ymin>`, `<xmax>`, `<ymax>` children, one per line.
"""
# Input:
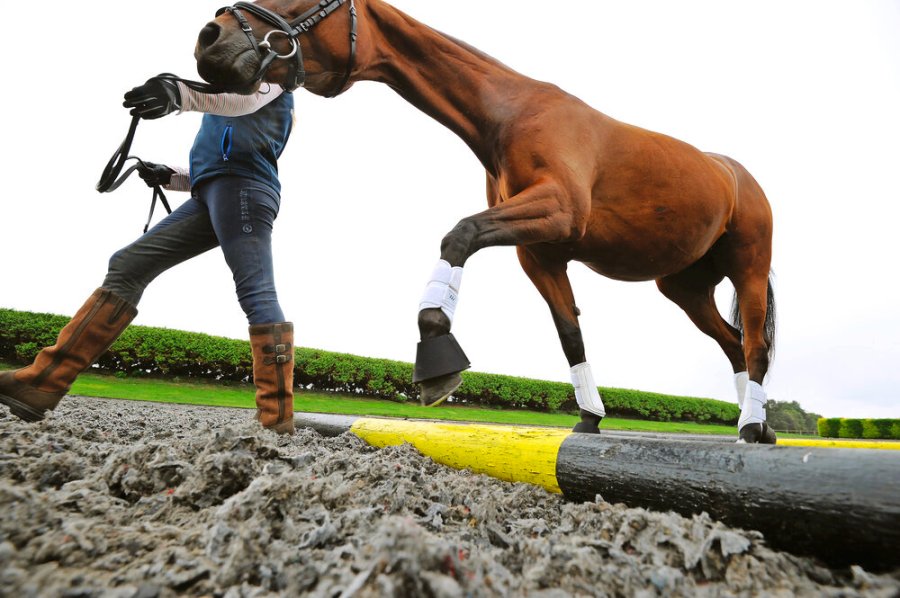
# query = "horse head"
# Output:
<box><xmin>195</xmin><ymin>0</ymin><xmax>358</xmax><ymax>96</ymax></box>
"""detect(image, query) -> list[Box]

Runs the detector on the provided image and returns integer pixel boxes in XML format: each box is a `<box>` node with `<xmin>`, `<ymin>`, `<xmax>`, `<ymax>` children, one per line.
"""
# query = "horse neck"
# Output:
<box><xmin>356</xmin><ymin>0</ymin><xmax>527</xmax><ymax>167</ymax></box>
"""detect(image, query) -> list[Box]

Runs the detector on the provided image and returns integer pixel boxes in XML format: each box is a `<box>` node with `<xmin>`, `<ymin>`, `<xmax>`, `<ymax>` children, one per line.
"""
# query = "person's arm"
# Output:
<box><xmin>176</xmin><ymin>82</ymin><xmax>285</xmax><ymax>116</ymax></box>
<box><xmin>164</xmin><ymin>166</ymin><xmax>191</xmax><ymax>192</ymax></box>
<box><xmin>123</xmin><ymin>76</ymin><xmax>285</xmax><ymax>120</ymax></box>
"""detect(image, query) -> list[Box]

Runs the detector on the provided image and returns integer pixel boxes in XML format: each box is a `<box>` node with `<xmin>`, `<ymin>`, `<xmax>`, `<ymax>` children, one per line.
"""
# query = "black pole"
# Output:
<box><xmin>556</xmin><ymin>435</ymin><xmax>900</xmax><ymax>571</ymax></box>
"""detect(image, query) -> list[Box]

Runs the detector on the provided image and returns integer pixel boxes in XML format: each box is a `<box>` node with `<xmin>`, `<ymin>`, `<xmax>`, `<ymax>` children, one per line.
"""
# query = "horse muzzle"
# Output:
<box><xmin>194</xmin><ymin>21</ymin><xmax>264</xmax><ymax>93</ymax></box>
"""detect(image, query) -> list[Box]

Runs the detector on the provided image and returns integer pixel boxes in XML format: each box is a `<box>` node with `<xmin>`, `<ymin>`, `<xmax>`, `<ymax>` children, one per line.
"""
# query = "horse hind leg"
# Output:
<box><xmin>656</xmin><ymin>263</ymin><xmax>746</xmax><ymax>375</ymax></box>
<box><xmin>656</xmin><ymin>260</ymin><xmax>771</xmax><ymax>438</ymax></box>
<box><xmin>706</xmin><ymin>153</ymin><xmax>777</xmax><ymax>443</ymax></box>
<box><xmin>731</xmin><ymin>273</ymin><xmax>777</xmax><ymax>444</ymax></box>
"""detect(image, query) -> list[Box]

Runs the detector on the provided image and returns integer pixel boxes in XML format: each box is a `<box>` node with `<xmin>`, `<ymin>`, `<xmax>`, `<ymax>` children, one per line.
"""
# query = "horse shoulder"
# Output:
<box><xmin>493</xmin><ymin>97</ymin><xmax>609</xmax><ymax>192</ymax></box>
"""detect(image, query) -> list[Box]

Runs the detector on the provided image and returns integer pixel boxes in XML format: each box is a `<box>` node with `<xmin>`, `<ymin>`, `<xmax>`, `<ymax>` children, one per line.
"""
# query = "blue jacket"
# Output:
<box><xmin>189</xmin><ymin>91</ymin><xmax>294</xmax><ymax>193</ymax></box>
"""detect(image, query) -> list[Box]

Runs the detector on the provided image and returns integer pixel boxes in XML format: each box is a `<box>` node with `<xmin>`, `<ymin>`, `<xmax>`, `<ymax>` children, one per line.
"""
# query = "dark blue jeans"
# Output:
<box><xmin>103</xmin><ymin>176</ymin><xmax>285</xmax><ymax>325</ymax></box>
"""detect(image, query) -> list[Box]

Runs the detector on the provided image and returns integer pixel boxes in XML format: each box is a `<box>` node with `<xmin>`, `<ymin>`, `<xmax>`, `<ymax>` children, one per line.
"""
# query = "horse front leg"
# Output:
<box><xmin>415</xmin><ymin>181</ymin><xmax>587</xmax><ymax>406</ymax></box>
<box><xmin>416</xmin><ymin>294</ymin><xmax>468</xmax><ymax>407</ymax></box>
<box><xmin>516</xmin><ymin>247</ymin><xmax>605</xmax><ymax>433</ymax></box>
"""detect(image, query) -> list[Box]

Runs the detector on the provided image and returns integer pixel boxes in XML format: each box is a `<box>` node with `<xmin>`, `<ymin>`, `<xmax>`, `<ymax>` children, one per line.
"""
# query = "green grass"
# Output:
<box><xmin>1</xmin><ymin>361</ymin><xmax>772</xmax><ymax>436</ymax></box>
<box><xmin>61</xmin><ymin>368</ymin><xmax>745</xmax><ymax>435</ymax></box>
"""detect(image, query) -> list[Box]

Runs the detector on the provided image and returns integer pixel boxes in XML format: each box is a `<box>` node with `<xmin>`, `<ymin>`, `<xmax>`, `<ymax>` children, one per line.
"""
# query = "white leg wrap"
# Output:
<box><xmin>570</xmin><ymin>362</ymin><xmax>606</xmax><ymax>417</ymax></box>
<box><xmin>734</xmin><ymin>371</ymin><xmax>749</xmax><ymax>409</ymax></box>
<box><xmin>738</xmin><ymin>380</ymin><xmax>767</xmax><ymax>430</ymax></box>
<box><xmin>419</xmin><ymin>259</ymin><xmax>464</xmax><ymax>323</ymax></box>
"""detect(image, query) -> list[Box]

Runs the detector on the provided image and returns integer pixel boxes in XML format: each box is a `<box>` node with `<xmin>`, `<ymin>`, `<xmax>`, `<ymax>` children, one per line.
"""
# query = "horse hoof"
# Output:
<box><xmin>572</xmin><ymin>410</ymin><xmax>602</xmax><ymax>434</ymax></box>
<box><xmin>738</xmin><ymin>422</ymin><xmax>778</xmax><ymax>444</ymax></box>
<box><xmin>419</xmin><ymin>372</ymin><xmax>462</xmax><ymax>407</ymax></box>
<box><xmin>572</xmin><ymin>421</ymin><xmax>601</xmax><ymax>434</ymax></box>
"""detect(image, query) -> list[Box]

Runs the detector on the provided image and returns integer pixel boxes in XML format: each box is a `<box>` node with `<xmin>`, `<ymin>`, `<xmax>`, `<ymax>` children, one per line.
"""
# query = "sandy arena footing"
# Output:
<box><xmin>0</xmin><ymin>396</ymin><xmax>898</xmax><ymax>597</ymax></box>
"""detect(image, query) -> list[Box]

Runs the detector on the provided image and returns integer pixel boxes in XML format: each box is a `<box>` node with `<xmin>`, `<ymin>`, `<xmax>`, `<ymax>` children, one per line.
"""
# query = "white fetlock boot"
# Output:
<box><xmin>734</xmin><ymin>371</ymin><xmax>749</xmax><ymax>410</ymax></box>
<box><xmin>570</xmin><ymin>362</ymin><xmax>605</xmax><ymax>434</ymax></box>
<box><xmin>736</xmin><ymin>378</ymin><xmax>776</xmax><ymax>444</ymax></box>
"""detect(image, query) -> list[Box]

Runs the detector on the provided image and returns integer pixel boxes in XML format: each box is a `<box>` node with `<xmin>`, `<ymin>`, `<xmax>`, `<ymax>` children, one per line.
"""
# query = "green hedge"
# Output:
<box><xmin>0</xmin><ymin>307</ymin><xmax>740</xmax><ymax>424</ymax></box>
<box><xmin>838</xmin><ymin>418</ymin><xmax>864</xmax><ymax>439</ymax></box>
<box><xmin>817</xmin><ymin>418</ymin><xmax>841</xmax><ymax>438</ymax></box>
<box><xmin>862</xmin><ymin>419</ymin><xmax>894</xmax><ymax>439</ymax></box>
<box><xmin>817</xmin><ymin>417</ymin><xmax>900</xmax><ymax>440</ymax></box>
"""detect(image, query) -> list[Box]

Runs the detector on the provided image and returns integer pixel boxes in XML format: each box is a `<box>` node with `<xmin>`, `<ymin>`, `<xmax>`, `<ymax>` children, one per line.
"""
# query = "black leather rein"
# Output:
<box><xmin>217</xmin><ymin>0</ymin><xmax>357</xmax><ymax>96</ymax></box>
<box><xmin>96</xmin><ymin>75</ymin><xmax>223</xmax><ymax>232</ymax></box>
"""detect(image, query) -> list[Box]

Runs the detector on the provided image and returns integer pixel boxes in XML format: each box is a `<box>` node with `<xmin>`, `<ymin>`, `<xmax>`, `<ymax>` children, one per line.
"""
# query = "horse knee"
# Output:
<box><xmin>440</xmin><ymin>218</ymin><xmax>479</xmax><ymax>265</ymax></box>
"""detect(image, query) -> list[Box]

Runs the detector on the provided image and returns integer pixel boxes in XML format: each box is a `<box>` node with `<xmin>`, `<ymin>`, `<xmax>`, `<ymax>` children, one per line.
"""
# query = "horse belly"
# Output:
<box><xmin>564</xmin><ymin>133</ymin><xmax>737</xmax><ymax>280</ymax></box>
<box><xmin>571</xmin><ymin>199</ymin><xmax>729</xmax><ymax>281</ymax></box>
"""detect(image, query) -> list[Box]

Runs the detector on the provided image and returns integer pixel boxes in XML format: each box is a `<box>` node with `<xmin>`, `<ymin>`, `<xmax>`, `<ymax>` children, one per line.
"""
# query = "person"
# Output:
<box><xmin>0</xmin><ymin>76</ymin><xmax>297</xmax><ymax>434</ymax></box>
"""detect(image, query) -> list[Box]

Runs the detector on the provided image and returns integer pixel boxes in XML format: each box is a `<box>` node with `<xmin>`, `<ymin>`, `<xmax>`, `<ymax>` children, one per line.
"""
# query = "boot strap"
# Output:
<box><xmin>262</xmin><ymin>342</ymin><xmax>293</xmax><ymax>366</ymax></box>
<box><xmin>263</xmin><ymin>343</ymin><xmax>292</xmax><ymax>354</ymax></box>
<box><xmin>264</xmin><ymin>355</ymin><xmax>292</xmax><ymax>365</ymax></box>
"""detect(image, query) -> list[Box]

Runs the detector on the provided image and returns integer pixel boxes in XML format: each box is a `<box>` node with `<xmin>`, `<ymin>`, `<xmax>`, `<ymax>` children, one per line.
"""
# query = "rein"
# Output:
<box><xmin>96</xmin><ymin>75</ymin><xmax>223</xmax><ymax>233</ymax></box>
<box><xmin>217</xmin><ymin>0</ymin><xmax>357</xmax><ymax>96</ymax></box>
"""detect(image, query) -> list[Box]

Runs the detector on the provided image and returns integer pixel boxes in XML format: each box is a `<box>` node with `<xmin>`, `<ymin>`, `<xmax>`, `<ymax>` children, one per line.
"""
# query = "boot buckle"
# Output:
<box><xmin>263</xmin><ymin>343</ymin><xmax>292</xmax><ymax>354</ymax></box>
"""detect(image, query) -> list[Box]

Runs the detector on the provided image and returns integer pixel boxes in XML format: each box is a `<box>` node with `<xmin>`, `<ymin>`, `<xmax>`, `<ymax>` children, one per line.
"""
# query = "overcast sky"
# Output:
<box><xmin>2</xmin><ymin>1</ymin><xmax>898</xmax><ymax>418</ymax></box>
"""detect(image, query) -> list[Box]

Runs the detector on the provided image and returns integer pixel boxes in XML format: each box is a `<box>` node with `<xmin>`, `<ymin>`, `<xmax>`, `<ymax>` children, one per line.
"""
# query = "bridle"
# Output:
<box><xmin>216</xmin><ymin>0</ymin><xmax>357</xmax><ymax>96</ymax></box>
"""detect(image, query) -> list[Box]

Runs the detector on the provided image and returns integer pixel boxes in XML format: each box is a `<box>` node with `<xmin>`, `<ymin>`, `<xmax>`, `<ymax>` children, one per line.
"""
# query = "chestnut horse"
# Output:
<box><xmin>194</xmin><ymin>0</ymin><xmax>777</xmax><ymax>443</ymax></box>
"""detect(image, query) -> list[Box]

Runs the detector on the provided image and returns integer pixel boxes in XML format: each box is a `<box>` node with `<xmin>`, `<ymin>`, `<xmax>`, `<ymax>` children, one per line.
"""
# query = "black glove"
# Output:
<box><xmin>136</xmin><ymin>162</ymin><xmax>175</xmax><ymax>187</ymax></box>
<box><xmin>123</xmin><ymin>76</ymin><xmax>181</xmax><ymax>119</ymax></box>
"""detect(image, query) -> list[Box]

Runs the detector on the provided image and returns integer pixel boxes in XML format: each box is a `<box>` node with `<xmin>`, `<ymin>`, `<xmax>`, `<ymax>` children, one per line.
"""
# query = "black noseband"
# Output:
<box><xmin>216</xmin><ymin>0</ymin><xmax>357</xmax><ymax>96</ymax></box>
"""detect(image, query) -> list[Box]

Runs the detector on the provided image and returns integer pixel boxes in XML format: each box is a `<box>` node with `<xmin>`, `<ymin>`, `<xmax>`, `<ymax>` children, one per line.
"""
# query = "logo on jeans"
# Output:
<box><xmin>240</xmin><ymin>192</ymin><xmax>252</xmax><ymax>233</ymax></box>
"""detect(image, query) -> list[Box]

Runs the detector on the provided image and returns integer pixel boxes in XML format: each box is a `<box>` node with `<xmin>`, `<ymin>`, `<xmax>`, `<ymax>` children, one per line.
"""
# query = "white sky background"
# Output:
<box><xmin>1</xmin><ymin>1</ymin><xmax>898</xmax><ymax>418</ymax></box>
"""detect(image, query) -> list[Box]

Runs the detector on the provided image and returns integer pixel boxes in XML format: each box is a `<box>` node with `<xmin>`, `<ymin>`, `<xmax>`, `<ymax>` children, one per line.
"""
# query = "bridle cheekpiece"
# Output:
<box><xmin>216</xmin><ymin>0</ymin><xmax>357</xmax><ymax>96</ymax></box>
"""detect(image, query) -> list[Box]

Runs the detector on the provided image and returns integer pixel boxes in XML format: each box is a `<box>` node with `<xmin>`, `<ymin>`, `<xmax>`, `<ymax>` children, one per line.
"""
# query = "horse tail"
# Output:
<box><xmin>730</xmin><ymin>273</ymin><xmax>776</xmax><ymax>360</ymax></box>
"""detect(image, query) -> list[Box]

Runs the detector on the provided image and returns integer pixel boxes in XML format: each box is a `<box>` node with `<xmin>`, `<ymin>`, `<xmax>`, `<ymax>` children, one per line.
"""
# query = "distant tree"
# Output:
<box><xmin>766</xmin><ymin>400</ymin><xmax>822</xmax><ymax>434</ymax></box>
<box><xmin>804</xmin><ymin>412</ymin><xmax>821</xmax><ymax>434</ymax></box>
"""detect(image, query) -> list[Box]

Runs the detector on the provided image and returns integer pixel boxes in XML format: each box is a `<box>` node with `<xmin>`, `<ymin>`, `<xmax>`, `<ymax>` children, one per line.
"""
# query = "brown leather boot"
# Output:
<box><xmin>0</xmin><ymin>288</ymin><xmax>138</xmax><ymax>422</ymax></box>
<box><xmin>249</xmin><ymin>322</ymin><xmax>295</xmax><ymax>435</ymax></box>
